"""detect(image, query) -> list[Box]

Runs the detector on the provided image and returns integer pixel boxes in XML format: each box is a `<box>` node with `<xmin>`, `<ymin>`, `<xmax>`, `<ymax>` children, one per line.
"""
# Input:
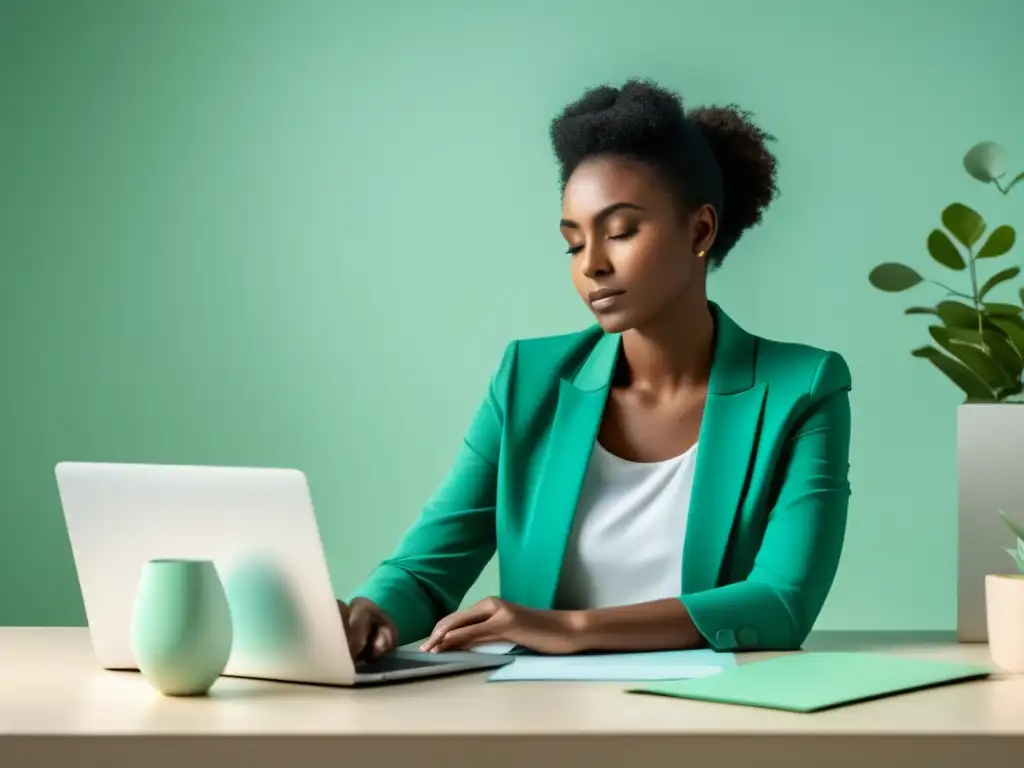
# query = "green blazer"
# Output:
<box><xmin>354</xmin><ymin>303</ymin><xmax>852</xmax><ymax>652</ymax></box>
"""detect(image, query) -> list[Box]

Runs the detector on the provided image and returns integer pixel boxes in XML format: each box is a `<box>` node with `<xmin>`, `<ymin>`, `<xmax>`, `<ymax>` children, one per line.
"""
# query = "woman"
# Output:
<box><xmin>338</xmin><ymin>79</ymin><xmax>852</xmax><ymax>660</ymax></box>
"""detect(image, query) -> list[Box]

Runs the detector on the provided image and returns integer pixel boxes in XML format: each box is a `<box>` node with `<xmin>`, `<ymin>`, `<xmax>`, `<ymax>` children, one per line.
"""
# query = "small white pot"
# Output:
<box><xmin>985</xmin><ymin>573</ymin><xmax>1024</xmax><ymax>672</ymax></box>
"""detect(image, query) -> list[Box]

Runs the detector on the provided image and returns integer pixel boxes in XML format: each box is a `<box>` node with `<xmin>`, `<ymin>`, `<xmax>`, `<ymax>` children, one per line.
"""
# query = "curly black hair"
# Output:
<box><xmin>550</xmin><ymin>79</ymin><xmax>778</xmax><ymax>269</ymax></box>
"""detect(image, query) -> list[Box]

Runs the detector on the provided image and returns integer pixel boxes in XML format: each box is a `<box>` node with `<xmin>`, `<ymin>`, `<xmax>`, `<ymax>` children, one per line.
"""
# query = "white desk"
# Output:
<box><xmin>1</xmin><ymin>628</ymin><xmax>1022</xmax><ymax>767</ymax></box>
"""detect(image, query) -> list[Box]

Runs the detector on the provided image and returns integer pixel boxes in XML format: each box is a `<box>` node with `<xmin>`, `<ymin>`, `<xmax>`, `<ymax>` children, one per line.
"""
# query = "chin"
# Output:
<box><xmin>591</xmin><ymin>311</ymin><xmax>636</xmax><ymax>334</ymax></box>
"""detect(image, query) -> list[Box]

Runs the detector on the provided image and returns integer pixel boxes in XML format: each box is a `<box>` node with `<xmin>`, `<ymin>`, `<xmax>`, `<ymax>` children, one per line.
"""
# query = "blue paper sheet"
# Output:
<box><xmin>487</xmin><ymin>649</ymin><xmax>735</xmax><ymax>682</ymax></box>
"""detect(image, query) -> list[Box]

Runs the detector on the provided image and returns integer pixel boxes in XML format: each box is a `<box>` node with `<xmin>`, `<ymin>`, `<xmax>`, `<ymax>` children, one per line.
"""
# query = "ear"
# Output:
<box><xmin>690</xmin><ymin>203</ymin><xmax>718</xmax><ymax>256</ymax></box>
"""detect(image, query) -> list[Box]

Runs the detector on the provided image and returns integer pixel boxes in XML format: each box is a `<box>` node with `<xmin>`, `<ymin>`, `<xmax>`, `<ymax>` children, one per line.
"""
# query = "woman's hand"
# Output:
<box><xmin>420</xmin><ymin>597</ymin><xmax>582</xmax><ymax>655</ymax></box>
<box><xmin>337</xmin><ymin>597</ymin><xmax>399</xmax><ymax>660</ymax></box>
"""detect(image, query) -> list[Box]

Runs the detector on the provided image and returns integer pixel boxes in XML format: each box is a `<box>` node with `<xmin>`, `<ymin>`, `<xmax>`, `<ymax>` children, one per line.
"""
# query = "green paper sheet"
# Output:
<box><xmin>629</xmin><ymin>652</ymin><xmax>991</xmax><ymax>712</ymax></box>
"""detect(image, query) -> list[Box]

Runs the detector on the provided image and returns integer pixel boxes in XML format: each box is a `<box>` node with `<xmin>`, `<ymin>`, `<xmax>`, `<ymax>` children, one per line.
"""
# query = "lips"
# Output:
<box><xmin>588</xmin><ymin>287</ymin><xmax>626</xmax><ymax>312</ymax></box>
<box><xmin>589</xmin><ymin>288</ymin><xmax>624</xmax><ymax>302</ymax></box>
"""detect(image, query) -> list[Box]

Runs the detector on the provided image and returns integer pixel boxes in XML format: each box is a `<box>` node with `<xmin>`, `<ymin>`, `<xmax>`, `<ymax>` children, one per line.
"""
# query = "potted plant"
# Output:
<box><xmin>868</xmin><ymin>141</ymin><xmax>1022</xmax><ymax>642</ymax></box>
<box><xmin>986</xmin><ymin>510</ymin><xmax>1024</xmax><ymax>672</ymax></box>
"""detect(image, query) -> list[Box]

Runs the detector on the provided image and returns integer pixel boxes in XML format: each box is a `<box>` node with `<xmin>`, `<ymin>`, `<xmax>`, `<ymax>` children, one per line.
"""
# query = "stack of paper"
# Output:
<box><xmin>629</xmin><ymin>652</ymin><xmax>992</xmax><ymax>712</ymax></box>
<box><xmin>487</xmin><ymin>648</ymin><xmax>735</xmax><ymax>682</ymax></box>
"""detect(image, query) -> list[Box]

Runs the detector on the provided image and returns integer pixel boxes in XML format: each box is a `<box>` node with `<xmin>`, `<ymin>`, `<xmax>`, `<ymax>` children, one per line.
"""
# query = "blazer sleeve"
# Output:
<box><xmin>680</xmin><ymin>351</ymin><xmax>853</xmax><ymax>651</ymax></box>
<box><xmin>349</xmin><ymin>341</ymin><xmax>516</xmax><ymax>644</ymax></box>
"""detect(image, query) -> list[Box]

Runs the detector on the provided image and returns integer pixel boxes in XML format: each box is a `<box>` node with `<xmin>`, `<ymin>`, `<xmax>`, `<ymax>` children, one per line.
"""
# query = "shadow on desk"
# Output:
<box><xmin>800</xmin><ymin>631</ymin><xmax>959</xmax><ymax>653</ymax></box>
<box><xmin>99</xmin><ymin>669</ymin><xmax>340</xmax><ymax>700</ymax></box>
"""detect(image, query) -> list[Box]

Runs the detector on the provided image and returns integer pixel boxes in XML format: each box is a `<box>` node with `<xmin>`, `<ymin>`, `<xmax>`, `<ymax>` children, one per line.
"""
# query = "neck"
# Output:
<box><xmin>619</xmin><ymin>292</ymin><xmax>715</xmax><ymax>394</ymax></box>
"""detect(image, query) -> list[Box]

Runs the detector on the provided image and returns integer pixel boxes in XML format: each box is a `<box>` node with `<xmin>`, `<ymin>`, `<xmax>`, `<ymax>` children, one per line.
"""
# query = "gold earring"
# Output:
<box><xmin>696</xmin><ymin>249</ymin><xmax>706</xmax><ymax>259</ymax></box>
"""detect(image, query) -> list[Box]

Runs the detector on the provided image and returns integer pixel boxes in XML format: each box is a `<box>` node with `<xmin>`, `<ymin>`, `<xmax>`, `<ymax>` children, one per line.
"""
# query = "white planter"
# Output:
<box><xmin>985</xmin><ymin>574</ymin><xmax>1024</xmax><ymax>672</ymax></box>
<box><xmin>957</xmin><ymin>404</ymin><xmax>1024</xmax><ymax>641</ymax></box>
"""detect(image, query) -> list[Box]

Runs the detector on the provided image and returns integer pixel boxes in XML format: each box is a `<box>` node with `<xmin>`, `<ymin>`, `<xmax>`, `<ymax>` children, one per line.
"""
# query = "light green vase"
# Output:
<box><xmin>130</xmin><ymin>559</ymin><xmax>233</xmax><ymax>696</ymax></box>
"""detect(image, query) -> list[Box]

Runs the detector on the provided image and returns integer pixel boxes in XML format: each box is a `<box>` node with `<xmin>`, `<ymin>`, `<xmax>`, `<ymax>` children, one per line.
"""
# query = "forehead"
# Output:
<box><xmin>561</xmin><ymin>155</ymin><xmax>669</xmax><ymax>218</ymax></box>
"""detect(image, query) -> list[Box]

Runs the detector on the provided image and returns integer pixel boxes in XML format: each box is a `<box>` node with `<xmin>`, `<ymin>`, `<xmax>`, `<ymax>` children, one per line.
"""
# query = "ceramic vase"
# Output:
<box><xmin>130</xmin><ymin>558</ymin><xmax>233</xmax><ymax>696</ymax></box>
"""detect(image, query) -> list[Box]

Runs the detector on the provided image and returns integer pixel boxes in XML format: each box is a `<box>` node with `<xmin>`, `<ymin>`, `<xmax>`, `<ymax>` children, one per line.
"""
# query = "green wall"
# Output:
<box><xmin>2</xmin><ymin>0</ymin><xmax>1022</xmax><ymax>629</ymax></box>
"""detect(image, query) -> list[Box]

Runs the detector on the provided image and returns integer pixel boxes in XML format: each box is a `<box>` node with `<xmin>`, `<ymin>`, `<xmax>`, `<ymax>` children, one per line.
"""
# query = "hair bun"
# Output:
<box><xmin>689</xmin><ymin>105</ymin><xmax>778</xmax><ymax>257</ymax></box>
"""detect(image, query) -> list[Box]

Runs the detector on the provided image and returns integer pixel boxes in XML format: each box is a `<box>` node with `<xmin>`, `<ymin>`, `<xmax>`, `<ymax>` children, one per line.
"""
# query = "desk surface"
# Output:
<box><xmin>2</xmin><ymin>627</ymin><xmax>1022</xmax><ymax>767</ymax></box>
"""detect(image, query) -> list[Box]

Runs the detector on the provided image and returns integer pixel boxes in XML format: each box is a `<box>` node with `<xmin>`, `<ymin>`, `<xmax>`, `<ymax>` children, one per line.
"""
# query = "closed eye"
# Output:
<box><xmin>566</xmin><ymin>228</ymin><xmax>637</xmax><ymax>255</ymax></box>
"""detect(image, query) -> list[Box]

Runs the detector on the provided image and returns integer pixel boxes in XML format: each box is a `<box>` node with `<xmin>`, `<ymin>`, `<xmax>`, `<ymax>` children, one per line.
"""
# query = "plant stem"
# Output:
<box><xmin>966</xmin><ymin>245</ymin><xmax>987</xmax><ymax>345</ymax></box>
<box><xmin>995</xmin><ymin>171</ymin><xmax>1024</xmax><ymax>195</ymax></box>
<box><xmin>931</xmin><ymin>280</ymin><xmax>973</xmax><ymax>300</ymax></box>
<box><xmin>967</xmin><ymin>247</ymin><xmax>979</xmax><ymax>308</ymax></box>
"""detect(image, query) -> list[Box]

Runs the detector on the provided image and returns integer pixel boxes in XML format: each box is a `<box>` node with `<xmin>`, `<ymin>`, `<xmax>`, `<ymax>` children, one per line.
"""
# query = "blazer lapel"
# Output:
<box><xmin>682</xmin><ymin>305</ymin><xmax>767</xmax><ymax>595</ymax></box>
<box><xmin>521</xmin><ymin>304</ymin><xmax>765</xmax><ymax>608</ymax></box>
<box><xmin>522</xmin><ymin>331</ymin><xmax>619</xmax><ymax>610</ymax></box>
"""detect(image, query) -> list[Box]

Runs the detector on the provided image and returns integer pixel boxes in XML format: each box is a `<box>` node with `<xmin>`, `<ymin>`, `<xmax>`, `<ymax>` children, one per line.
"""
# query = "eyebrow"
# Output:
<box><xmin>560</xmin><ymin>202</ymin><xmax>644</xmax><ymax>229</ymax></box>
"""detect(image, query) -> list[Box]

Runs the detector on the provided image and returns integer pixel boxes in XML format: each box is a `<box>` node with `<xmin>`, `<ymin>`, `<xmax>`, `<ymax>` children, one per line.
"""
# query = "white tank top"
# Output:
<box><xmin>554</xmin><ymin>440</ymin><xmax>697</xmax><ymax>610</ymax></box>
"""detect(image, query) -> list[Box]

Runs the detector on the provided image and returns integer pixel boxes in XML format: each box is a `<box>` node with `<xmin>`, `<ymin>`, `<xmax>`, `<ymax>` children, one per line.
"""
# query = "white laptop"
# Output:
<box><xmin>54</xmin><ymin>461</ymin><xmax>513</xmax><ymax>686</ymax></box>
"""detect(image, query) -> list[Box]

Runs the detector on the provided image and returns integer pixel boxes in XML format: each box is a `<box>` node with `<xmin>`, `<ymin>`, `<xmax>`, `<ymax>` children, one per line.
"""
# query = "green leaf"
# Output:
<box><xmin>868</xmin><ymin>263</ymin><xmax>924</xmax><ymax>292</ymax></box>
<box><xmin>980</xmin><ymin>266</ymin><xmax>1021</xmax><ymax>299</ymax></box>
<box><xmin>999</xmin><ymin>509</ymin><xmax>1024</xmax><ymax>541</ymax></box>
<box><xmin>986</xmin><ymin>330</ymin><xmax>1024</xmax><ymax>372</ymax></box>
<box><xmin>911</xmin><ymin>345</ymin><xmax>994</xmax><ymax>400</ymax></box>
<box><xmin>977</xmin><ymin>225</ymin><xmax>1016</xmax><ymax>259</ymax></box>
<box><xmin>982</xmin><ymin>302</ymin><xmax>1022</xmax><ymax>317</ymax></box>
<box><xmin>1005</xmin><ymin>170</ymin><xmax>1024</xmax><ymax>194</ymax></box>
<box><xmin>1001</xmin><ymin>385</ymin><xmax>1024</xmax><ymax>401</ymax></box>
<box><xmin>950</xmin><ymin>327</ymin><xmax>1024</xmax><ymax>375</ymax></box>
<box><xmin>953</xmin><ymin>345</ymin><xmax>1015</xmax><ymax>389</ymax></box>
<box><xmin>929</xmin><ymin>325</ymin><xmax>953</xmax><ymax>349</ymax></box>
<box><xmin>935</xmin><ymin>300</ymin><xmax>981</xmax><ymax>329</ymax></box>
<box><xmin>963</xmin><ymin>141</ymin><xmax>1008</xmax><ymax>182</ymax></box>
<box><xmin>926</xmin><ymin>229</ymin><xmax>965</xmax><ymax>270</ymax></box>
<box><xmin>904</xmin><ymin>306</ymin><xmax>938</xmax><ymax>316</ymax></box>
<box><xmin>929</xmin><ymin>325</ymin><xmax>1016</xmax><ymax>390</ymax></box>
<box><xmin>989</xmin><ymin>317</ymin><xmax>1024</xmax><ymax>358</ymax></box>
<box><xmin>942</xmin><ymin>203</ymin><xmax>986</xmax><ymax>248</ymax></box>
<box><xmin>1004</xmin><ymin>547</ymin><xmax>1024</xmax><ymax>573</ymax></box>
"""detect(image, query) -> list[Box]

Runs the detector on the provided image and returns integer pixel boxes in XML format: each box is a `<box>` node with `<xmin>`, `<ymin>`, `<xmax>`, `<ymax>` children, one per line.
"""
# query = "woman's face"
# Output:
<box><xmin>560</xmin><ymin>155</ymin><xmax>715</xmax><ymax>333</ymax></box>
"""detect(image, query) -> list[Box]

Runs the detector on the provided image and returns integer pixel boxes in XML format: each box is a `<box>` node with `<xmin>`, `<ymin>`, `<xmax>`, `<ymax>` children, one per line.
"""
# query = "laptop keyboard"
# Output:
<box><xmin>356</xmin><ymin>654</ymin><xmax>444</xmax><ymax>674</ymax></box>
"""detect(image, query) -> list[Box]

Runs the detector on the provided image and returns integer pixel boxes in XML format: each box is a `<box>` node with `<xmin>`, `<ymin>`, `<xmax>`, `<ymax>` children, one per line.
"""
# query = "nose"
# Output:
<box><xmin>578</xmin><ymin>241</ymin><xmax>613</xmax><ymax>279</ymax></box>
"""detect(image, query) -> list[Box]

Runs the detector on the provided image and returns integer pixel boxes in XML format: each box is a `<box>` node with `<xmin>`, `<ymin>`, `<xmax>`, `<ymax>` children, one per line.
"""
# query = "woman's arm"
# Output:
<box><xmin>349</xmin><ymin>342</ymin><xmax>517</xmax><ymax>645</ymax></box>
<box><xmin>567</xmin><ymin>598</ymin><xmax>701</xmax><ymax>651</ymax></box>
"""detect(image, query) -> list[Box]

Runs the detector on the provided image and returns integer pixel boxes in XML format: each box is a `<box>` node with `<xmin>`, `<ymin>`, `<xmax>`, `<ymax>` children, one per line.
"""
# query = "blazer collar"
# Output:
<box><xmin>520</xmin><ymin>300</ymin><xmax>767</xmax><ymax>609</ymax></box>
<box><xmin>567</xmin><ymin>302</ymin><xmax>758</xmax><ymax>394</ymax></box>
